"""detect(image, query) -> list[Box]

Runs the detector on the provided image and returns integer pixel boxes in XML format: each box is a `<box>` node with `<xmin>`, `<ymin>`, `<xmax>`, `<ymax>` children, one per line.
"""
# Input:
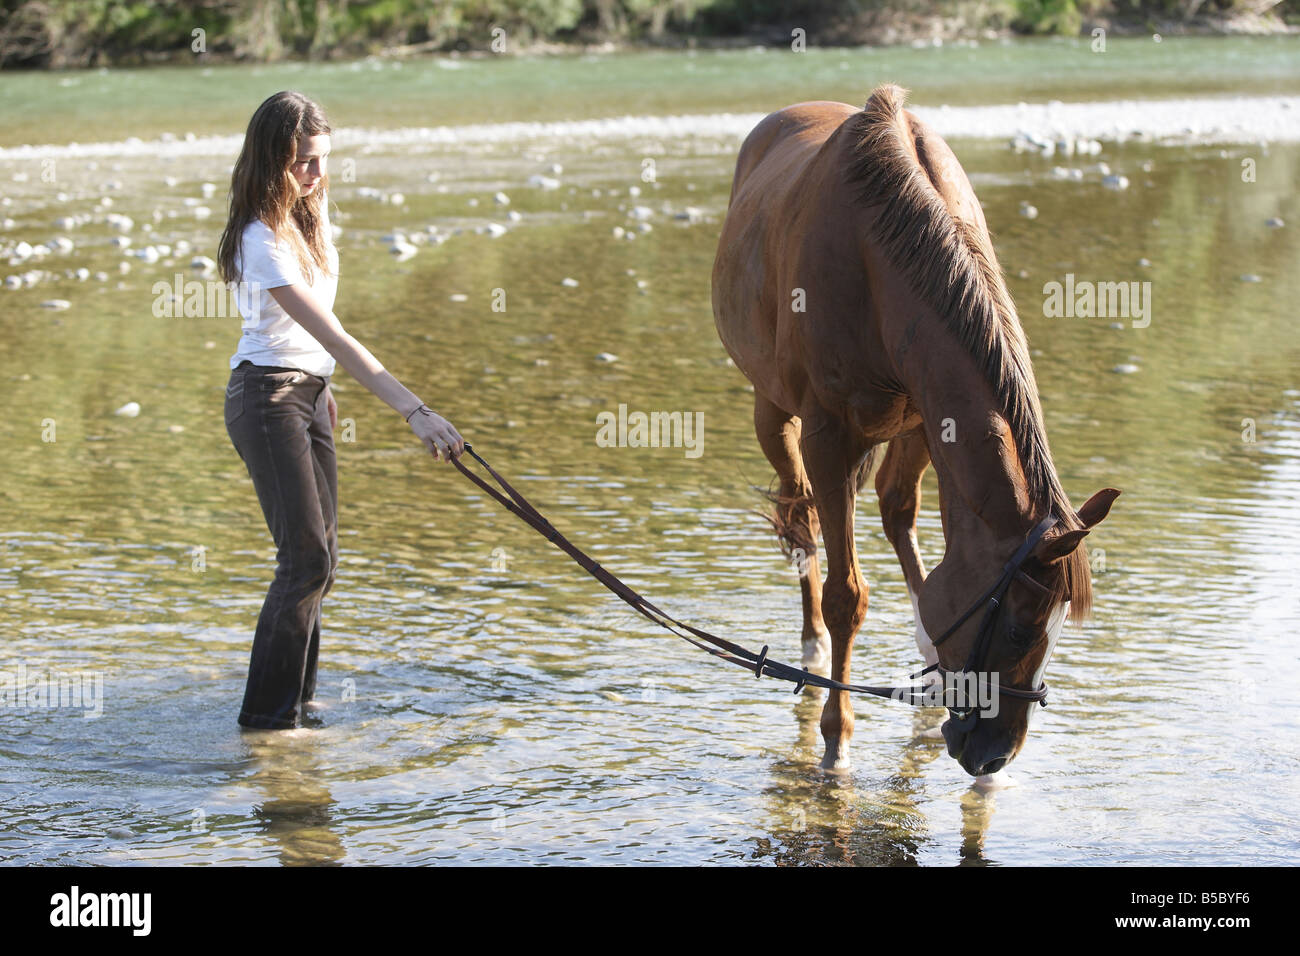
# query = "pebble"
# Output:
<box><xmin>1101</xmin><ymin>174</ymin><xmax>1130</xmax><ymax>191</ymax></box>
<box><xmin>114</xmin><ymin>402</ymin><xmax>141</xmax><ymax>417</ymax></box>
<box><xmin>1112</xmin><ymin>364</ymin><xmax>1140</xmax><ymax>374</ymax></box>
<box><xmin>629</xmin><ymin>206</ymin><xmax>653</xmax><ymax>220</ymax></box>
<box><xmin>595</xmin><ymin>352</ymin><xmax>618</xmax><ymax>363</ymax></box>
<box><xmin>1239</xmin><ymin>273</ymin><xmax>1262</xmax><ymax>283</ymax></box>
<box><xmin>483</xmin><ymin>222</ymin><xmax>507</xmax><ymax>238</ymax></box>
<box><xmin>494</xmin><ymin>192</ymin><xmax>510</xmax><ymax>206</ymax></box>
<box><xmin>191</xmin><ymin>255</ymin><xmax>216</xmax><ymax>275</ymax></box>
<box><xmin>560</xmin><ymin>277</ymin><xmax>579</xmax><ymax>287</ymax></box>
<box><xmin>1266</xmin><ymin>217</ymin><xmax>1284</xmax><ymax>228</ymax></box>
<box><xmin>449</xmin><ymin>293</ymin><xmax>468</xmax><ymax>302</ymax></box>
<box><xmin>527</xmin><ymin>174</ymin><xmax>560</xmax><ymax>190</ymax></box>
<box><xmin>1018</xmin><ymin>201</ymin><xmax>1038</xmax><ymax>219</ymax></box>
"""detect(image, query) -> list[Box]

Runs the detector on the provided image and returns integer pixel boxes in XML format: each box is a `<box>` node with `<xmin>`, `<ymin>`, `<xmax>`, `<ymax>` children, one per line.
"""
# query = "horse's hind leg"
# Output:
<box><xmin>874</xmin><ymin>429</ymin><xmax>936</xmax><ymax>667</ymax></box>
<box><xmin>800</xmin><ymin>413</ymin><xmax>873</xmax><ymax>771</ymax></box>
<box><xmin>754</xmin><ymin>393</ymin><xmax>830</xmax><ymax>675</ymax></box>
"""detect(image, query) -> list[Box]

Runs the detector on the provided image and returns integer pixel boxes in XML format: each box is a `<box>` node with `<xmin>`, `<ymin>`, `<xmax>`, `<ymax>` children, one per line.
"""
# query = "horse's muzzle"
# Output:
<box><xmin>943</xmin><ymin>718</ymin><xmax>1013</xmax><ymax>777</ymax></box>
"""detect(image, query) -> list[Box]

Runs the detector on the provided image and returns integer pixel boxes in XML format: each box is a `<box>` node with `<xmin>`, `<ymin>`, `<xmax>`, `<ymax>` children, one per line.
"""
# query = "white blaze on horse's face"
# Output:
<box><xmin>908</xmin><ymin>587</ymin><xmax>940</xmax><ymax>671</ymax></box>
<box><xmin>1030</xmin><ymin>600</ymin><xmax>1070</xmax><ymax>695</ymax></box>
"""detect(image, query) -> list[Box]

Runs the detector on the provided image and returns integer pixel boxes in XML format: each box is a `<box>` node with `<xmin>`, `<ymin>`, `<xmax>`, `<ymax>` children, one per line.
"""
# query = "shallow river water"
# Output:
<box><xmin>1</xmin><ymin>37</ymin><xmax>1298</xmax><ymax>865</ymax></box>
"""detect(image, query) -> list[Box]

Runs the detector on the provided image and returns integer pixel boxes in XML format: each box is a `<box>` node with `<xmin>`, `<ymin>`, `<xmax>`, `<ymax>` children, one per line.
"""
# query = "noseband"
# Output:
<box><xmin>917</xmin><ymin>514</ymin><xmax>1058</xmax><ymax>733</ymax></box>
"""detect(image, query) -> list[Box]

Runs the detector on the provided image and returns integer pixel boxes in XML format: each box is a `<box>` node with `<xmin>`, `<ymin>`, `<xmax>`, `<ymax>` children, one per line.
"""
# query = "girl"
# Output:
<box><xmin>218</xmin><ymin>90</ymin><xmax>464</xmax><ymax>730</ymax></box>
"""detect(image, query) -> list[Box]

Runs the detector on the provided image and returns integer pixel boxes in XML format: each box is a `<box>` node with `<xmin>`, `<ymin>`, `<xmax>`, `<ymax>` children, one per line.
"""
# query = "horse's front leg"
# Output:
<box><xmin>875</xmin><ymin>428</ymin><xmax>934</xmax><ymax>667</ymax></box>
<box><xmin>801</xmin><ymin>416</ymin><xmax>873</xmax><ymax>771</ymax></box>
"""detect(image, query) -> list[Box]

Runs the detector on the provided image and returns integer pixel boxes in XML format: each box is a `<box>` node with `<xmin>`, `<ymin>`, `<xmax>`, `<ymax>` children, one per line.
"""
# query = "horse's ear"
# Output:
<box><xmin>1076</xmin><ymin>488</ymin><xmax>1121</xmax><ymax>529</ymax></box>
<box><xmin>1035</xmin><ymin>528</ymin><xmax>1089</xmax><ymax>564</ymax></box>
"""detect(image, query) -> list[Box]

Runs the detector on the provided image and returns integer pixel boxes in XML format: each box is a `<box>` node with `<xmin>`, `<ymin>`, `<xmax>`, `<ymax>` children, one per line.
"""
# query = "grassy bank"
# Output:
<box><xmin>0</xmin><ymin>0</ymin><xmax>1294</xmax><ymax>69</ymax></box>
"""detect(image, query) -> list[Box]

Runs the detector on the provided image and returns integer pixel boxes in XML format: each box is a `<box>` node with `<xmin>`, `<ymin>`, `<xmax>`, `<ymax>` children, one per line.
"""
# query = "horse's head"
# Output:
<box><xmin>919</xmin><ymin>488</ymin><xmax>1120</xmax><ymax>776</ymax></box>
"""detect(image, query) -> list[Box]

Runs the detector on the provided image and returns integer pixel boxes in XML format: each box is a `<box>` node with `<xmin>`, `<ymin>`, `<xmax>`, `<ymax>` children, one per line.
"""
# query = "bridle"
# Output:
<box><xmin>916</xmin><ymin>513</ymin><xmax>1058</xmax><ymax>733</ymax></box>
<box><xmin>452</xmin><ymin>445</ymin><xmax>1064</xmax><ymax>718</ymax></box>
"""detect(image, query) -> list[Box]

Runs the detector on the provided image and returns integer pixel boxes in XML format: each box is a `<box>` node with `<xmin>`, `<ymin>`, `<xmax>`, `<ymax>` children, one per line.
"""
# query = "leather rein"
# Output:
<box><xmin>452</xmin><ymin>445</ymin><xmax>1057</xmax><ymax>712</ymax></box>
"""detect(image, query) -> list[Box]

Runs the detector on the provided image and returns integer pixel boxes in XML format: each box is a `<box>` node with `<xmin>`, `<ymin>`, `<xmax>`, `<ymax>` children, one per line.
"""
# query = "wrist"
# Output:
<box><xmin>403</xmin><ymin>401</ymin><xmax>428</xmax><ymax>422</ymax></box>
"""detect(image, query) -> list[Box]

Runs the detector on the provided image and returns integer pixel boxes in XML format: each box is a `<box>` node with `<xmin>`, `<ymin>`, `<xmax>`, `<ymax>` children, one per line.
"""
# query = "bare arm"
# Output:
<box><xmin>268</xmin><ymin>283</ymin><xmax>464</xmax><ymax>460</ymax></box>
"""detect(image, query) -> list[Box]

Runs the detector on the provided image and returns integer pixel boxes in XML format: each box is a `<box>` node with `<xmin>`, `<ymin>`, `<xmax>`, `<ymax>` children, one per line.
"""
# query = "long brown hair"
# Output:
<box><xmin>218</xmin><ymin>91</ymin><xmax>333</xmax><ymax>286</ymax></box>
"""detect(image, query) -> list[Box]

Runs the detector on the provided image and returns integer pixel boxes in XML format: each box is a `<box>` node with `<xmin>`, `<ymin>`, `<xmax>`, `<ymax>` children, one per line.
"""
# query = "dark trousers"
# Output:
<box><xmin>225</xmin><ymin>361</ymin><xmax>338</xmax><ymax>729</ymax></box>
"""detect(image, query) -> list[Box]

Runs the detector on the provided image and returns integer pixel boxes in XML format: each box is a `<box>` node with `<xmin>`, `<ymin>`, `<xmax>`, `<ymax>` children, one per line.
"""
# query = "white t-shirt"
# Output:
<box><xmin>229</xmin><ymin>212</ymin><xmax>339</xmax><ymax>377</ymax></box>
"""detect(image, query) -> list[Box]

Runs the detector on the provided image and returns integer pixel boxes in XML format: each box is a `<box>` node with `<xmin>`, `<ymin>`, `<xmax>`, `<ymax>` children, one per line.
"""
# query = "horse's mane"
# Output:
<box><xmin>846</xmin><ymin>83</ymin><xmax>1092</xmax><ymax>621</ymax></box>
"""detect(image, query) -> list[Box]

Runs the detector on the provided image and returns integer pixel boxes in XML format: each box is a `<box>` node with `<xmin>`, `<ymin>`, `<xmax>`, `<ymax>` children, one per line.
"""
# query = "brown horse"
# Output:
<box><xmin>711</xmin><ymin>85</ymin><xmax>1119</xmax><ymax>776</ymax></box>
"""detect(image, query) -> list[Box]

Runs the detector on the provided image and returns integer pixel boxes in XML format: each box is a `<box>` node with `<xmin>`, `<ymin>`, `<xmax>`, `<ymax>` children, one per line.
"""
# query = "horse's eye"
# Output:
<box><xmin>1008</xmin><ymin>623</ymin><xmax>1034</xmax><ymax>650</ymax></box>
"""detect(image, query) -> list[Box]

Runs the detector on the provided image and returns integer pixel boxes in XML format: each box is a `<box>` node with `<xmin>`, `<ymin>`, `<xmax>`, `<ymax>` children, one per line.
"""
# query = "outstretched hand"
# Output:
<box><xmin>409</xmin><ymin>406</ymin><xmax>465</xmax><ymax>462</ymax></box>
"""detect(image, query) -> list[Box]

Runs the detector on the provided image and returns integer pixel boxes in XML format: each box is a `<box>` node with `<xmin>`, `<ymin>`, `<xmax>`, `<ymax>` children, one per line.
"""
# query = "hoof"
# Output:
<box><xmin>820</xmin><ymin>738</ymin><xmax>851</xmax><ymax>772</ymax></box>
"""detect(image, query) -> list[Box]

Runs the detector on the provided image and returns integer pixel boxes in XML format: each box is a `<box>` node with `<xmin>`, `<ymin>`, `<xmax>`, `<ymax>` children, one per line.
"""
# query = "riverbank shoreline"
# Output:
<box><xmin>4</xmin><ymin>92</ymin><xmax>1297</xmax><ymax>160</ymax></box>
<box><xmin>2</xmin><ymin>8</ymin><xmax>1294</xmax><ymax>71</ymax></box>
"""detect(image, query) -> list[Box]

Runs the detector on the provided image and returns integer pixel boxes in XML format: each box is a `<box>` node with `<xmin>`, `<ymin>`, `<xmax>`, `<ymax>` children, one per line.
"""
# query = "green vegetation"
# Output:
<box><xmin>0</xmin><ymin>0</ymin><xmax>1293</xmax><ymax>68</ymax></box>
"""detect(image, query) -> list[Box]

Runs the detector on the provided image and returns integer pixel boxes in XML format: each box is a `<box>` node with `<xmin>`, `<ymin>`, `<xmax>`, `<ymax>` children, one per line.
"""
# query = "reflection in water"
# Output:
<box><xmin>749</xmin><ymin>702</ymin><xmax>1000</xmax><ymax>866</ymax></box>
<box><xmin>958</xmin><ymin>791</ymin><xmax>998</xmax><ymax>867</ymax></box>
<box><xmin>242</xmin><ymin>730</ymin><xmax>346</xmax><ymax>867</ymax></box>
